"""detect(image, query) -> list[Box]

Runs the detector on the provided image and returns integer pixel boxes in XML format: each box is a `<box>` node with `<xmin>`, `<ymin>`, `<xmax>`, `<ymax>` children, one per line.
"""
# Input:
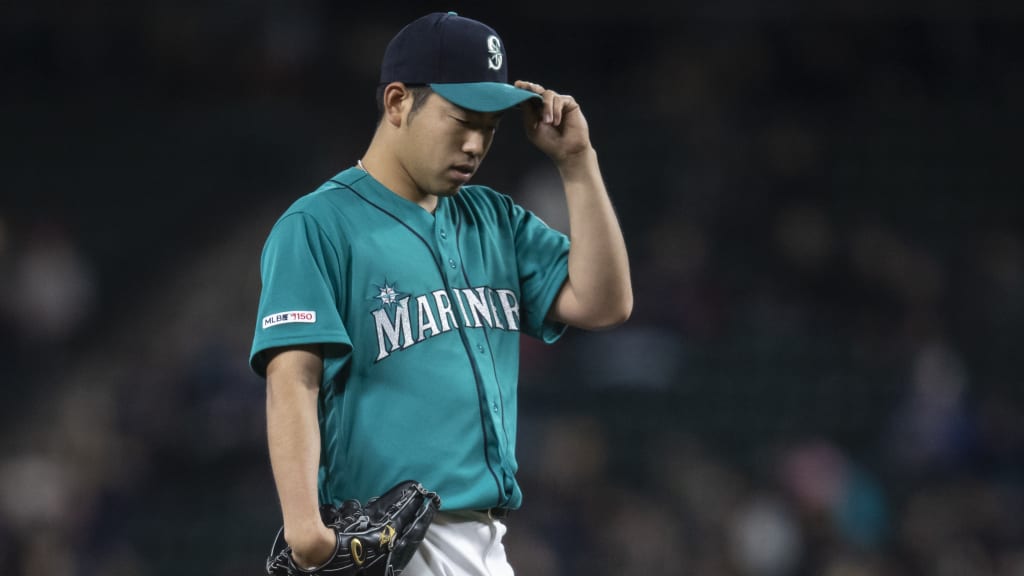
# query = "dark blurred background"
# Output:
<box><xmin>2</xmin><ymin>0</ymin><xmax>1023</xmax><ymax>574</ymax></box>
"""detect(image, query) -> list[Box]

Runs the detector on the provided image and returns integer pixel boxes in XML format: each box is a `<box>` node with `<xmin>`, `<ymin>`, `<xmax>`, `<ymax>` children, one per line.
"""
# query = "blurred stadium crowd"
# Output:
<box><xmin>2</xmin><ymin>1</ymin><xmax>1023</xmax><ymax>575</ymax></box>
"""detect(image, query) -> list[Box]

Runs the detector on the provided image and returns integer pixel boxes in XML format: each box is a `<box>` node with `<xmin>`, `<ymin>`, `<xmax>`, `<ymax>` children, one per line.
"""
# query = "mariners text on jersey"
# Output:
<box><xmin>373</xmin><ymin>283</ymin><xmax>520</xmax><ymax>362</ymax></box>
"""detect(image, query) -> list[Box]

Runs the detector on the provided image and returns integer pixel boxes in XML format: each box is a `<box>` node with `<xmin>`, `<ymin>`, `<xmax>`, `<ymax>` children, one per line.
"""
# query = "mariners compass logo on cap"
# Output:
<box><xmin>380</xmin><ymin>12</ymin><xmax>540</xmax><ymax>113</ymax></box>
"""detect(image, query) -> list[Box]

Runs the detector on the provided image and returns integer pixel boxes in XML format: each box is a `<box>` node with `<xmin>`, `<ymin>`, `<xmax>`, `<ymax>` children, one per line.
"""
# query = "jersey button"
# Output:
<box><xmin>448</xmin><ymin>258</ymin><xmax>457</xmax><ymax>269</ymax></box>
<box><xmin>476</xmin><ymin>343</ymin><xmax>485</xmax><ymax>353</ymax></box>
<box><xmin>439</xmin><ymin>229</ymin><xmax>448</xmax><ymax>239</ymax></box>
<box><xmin>491</xmin><ymin>402</ymin><xmax>499</xmax><ymax>413</ymax></box>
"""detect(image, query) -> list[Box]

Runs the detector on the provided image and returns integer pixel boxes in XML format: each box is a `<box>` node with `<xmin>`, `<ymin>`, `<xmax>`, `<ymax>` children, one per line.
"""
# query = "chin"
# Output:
<box><xmin>432</xmin><ymin>186</ymin><xmax>463</xmax><ymax>197</ymax></box>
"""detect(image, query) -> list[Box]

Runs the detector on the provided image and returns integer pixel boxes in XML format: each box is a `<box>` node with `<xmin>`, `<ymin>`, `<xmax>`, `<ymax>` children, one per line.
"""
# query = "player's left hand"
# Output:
<box><xmin>515</xmin><ymin>80</ymin><xmax>592</xmax><ymax>164</ymax></box>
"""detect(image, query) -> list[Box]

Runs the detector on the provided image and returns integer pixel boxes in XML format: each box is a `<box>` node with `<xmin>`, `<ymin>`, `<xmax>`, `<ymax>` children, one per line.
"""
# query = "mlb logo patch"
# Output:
<box><xmin>263</xmin><ymin>311</ymin><xmax>316</xmax><ymax>329</ymax></box>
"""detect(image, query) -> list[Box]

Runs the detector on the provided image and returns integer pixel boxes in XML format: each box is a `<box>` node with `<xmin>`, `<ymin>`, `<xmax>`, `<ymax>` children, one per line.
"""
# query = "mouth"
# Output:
<box><xmin>450</xmin><ymin>163</ymin><xmax>476</xmax><ymax>183</ymax></box>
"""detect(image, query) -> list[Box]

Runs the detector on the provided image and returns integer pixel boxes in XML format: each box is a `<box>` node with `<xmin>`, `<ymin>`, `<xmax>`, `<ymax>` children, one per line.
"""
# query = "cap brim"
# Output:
<box><xmin>430</xmin><ymin>82</ymin><xmax>541</xmax><ymax>113</ymax></box>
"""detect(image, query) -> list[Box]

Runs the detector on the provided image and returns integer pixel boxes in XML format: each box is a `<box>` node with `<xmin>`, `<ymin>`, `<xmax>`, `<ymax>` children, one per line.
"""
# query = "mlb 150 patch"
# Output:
<box><xmin>263</xmin><ymin>311</ymin><xmax>317</xmax><ymax>329</ymax></box>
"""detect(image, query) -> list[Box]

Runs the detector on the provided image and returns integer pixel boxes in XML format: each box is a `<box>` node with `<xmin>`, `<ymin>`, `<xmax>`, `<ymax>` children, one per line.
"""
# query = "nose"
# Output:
<box><xmin>462</xmin><ymin>129</ymin><xmax>488</xmax><ymax>157</ymax></box>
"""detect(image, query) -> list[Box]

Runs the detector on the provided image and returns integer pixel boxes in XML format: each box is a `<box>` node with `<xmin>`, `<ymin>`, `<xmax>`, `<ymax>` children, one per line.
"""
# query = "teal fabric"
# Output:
<box><xmin>250</xmin><ymin>167</ymin><xmax>569</xmax><ymax>511</ymax></box>
<box><xmin>431</xmin><ymin>82</ymin><xmax>540</xmax><ymax>112</ymax></box>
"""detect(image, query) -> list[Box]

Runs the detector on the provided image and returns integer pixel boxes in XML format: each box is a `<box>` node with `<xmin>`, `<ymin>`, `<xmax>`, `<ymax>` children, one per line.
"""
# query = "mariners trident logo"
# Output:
<box><xmin>486</xmin><ymin>35</ymin><xmax>502</xmax><ymax>71</ymax></box>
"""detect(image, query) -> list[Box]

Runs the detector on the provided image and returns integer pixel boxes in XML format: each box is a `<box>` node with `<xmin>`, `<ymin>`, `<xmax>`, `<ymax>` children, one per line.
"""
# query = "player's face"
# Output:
<box><xmin>402</xmin><ymin>94</ymin><xmax>503</xmax><ymax>197</ymax></box>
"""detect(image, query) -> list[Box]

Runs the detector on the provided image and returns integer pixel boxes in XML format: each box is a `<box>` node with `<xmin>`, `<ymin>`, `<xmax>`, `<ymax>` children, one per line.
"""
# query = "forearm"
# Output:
<box><xmin>266</xmin><ymin>354</ymin><xmax>325</xmax><ymax>544</ymax></box>
<box><xmin>556</xmin><ymin>147</ymin><xmax>633</xmax><ymax>328</ymax></box>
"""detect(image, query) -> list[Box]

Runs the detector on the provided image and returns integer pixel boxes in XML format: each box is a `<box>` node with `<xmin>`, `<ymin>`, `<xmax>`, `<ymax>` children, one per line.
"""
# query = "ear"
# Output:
<box><xmin>382</xmin><ymin>82</ymin><xmax>411</xmax><ymax>127</ymax></box>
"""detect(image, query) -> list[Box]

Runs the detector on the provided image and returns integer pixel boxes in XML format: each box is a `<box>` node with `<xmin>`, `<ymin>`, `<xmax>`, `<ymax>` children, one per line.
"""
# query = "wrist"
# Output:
<box><xmin>556</xmin><ymin>148</ymin><xmax>604</xmax><ymax>193</ymax></box>
<box><xmin>284</xmin><ymin>520</ymin><xmax>330</xmax><ymax>549</ymax></box>
<box><xmin>286</xmin><ymin>524</ymin><xmax>337</xmax><ymax>570</ymax></box>
<box><xmin>555</xmin><ymin>146</ymin><xmax>598</xmax><ymax>177</ymax></box>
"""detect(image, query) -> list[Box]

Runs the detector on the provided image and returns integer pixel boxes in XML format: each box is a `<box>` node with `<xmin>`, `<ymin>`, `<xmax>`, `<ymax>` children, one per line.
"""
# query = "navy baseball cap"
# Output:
<box><xmin>380</xmin><ymin>12</ymin><xmax>541</xmax><ymax>113</ymax></box>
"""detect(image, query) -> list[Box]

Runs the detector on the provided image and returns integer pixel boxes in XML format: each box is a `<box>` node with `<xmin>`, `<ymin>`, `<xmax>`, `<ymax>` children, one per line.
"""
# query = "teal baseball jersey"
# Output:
<box><xmin>250</xmin><ymin>167</ymin><xmax>570</xmax><ymax>512</ymax></box>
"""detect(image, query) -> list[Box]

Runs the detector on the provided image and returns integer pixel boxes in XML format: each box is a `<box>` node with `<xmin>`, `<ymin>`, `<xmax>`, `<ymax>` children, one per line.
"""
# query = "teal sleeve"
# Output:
<box><xmin>512</xmin><ymin>205</ymin><xmax>570</xmax><ymax>343</ymax></box>
<box><xmin>250</xmin><ymin>211</ymin><xmax>352</xmax><ymax>377</ymax></box>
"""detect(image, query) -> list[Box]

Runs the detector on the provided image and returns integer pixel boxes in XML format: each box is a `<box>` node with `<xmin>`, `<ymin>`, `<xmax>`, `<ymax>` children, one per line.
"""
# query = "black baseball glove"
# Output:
<box><xmin>266</xmin><ymin>480</ymin><xmax>442</xmax><ymax>576</ymax></box>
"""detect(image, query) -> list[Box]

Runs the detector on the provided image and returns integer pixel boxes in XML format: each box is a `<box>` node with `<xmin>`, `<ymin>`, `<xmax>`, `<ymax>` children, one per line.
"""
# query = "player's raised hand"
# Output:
<box><xmin>515</xmin><ymin>80</ymin><xmax>591</xmax><ymax>164</ymax></box>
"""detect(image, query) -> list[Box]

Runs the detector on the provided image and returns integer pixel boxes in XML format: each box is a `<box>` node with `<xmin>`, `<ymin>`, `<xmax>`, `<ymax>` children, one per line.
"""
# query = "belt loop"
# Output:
<box><xmin>487</xmin><ymin>507</ymin><xmax>510</xmax><ymax>520</ymax></box>
<box><xmin>474</xmin><ymin>507</ymin><xmax>510</xmax><ymax>520</ymax></box>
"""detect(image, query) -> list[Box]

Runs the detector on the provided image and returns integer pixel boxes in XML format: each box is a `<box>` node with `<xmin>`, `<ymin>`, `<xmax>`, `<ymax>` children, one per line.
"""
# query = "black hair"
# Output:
<box><xmin>376</xmin><ymin>84</ymin><xmax>434</xmax><ymax>123</ymax></box>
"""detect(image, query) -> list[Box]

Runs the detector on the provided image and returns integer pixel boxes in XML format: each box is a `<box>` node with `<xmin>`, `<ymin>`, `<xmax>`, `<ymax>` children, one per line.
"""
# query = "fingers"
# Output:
<box><xmin>514</xmin><ymin>80</ymin><xmax>577</xmax><ymax>127</ymax></box>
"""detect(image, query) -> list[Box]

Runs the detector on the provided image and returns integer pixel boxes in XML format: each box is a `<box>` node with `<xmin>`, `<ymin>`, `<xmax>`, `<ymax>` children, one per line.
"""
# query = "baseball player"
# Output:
<box><xmin>250</xmin><ymin>11</ymin><xmax>632</xmax><ymax>576</ymax></box>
